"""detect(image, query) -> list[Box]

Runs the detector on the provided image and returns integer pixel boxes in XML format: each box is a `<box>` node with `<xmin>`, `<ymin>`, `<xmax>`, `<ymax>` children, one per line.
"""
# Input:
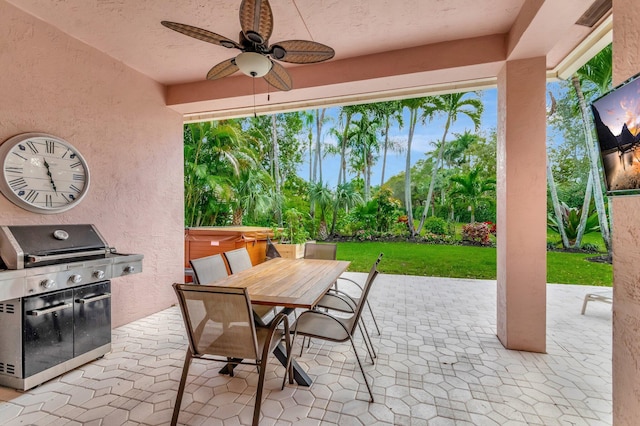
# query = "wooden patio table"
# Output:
<box><xmin>205</xmin><ymin>257</ymin><xmax>351</xmax><ymax>385</ymax></box>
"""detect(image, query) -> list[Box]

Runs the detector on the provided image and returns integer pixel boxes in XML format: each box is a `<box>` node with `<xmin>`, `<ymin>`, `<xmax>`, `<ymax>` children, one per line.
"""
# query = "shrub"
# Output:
<box><xmin>580</xmin><ymin>243</ymin><xmax>600</xmax><ymax>253</ymax></box>
<box><xmin>423</xmin><ymin>216</ymin><xmax>448</xmax><ymax>235</ymax></box>
<box><xmin>461</xmin><ymin>222</ymin><xmax>491</xmax><ymax>245</ymax></box>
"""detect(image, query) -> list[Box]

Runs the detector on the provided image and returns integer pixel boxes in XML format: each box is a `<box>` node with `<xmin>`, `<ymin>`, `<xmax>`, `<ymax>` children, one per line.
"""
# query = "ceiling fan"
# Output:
<box><xmin>161</xmin><ymin>0</ymin><xmax>335</xmax><ymax>91</ymax></box>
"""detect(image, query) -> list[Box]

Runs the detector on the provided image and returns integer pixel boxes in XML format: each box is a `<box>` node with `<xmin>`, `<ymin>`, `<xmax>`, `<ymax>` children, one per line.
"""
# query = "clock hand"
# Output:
<box><xmin>43</xmin><ymin>158</ymin><xmax>57</xmax><ymax>194</ymax></box>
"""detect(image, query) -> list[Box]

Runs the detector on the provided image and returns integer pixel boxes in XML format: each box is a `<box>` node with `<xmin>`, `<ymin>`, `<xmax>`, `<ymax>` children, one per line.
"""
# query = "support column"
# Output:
<box><xmin>612</xmin><ymin>0</ymin><xmax>640</xmax><ymax>423</ymax></box>
<box><xmin>496</xmin><ymin>57</ymin><xmax>547</xmax><ymax>352</ymax></box>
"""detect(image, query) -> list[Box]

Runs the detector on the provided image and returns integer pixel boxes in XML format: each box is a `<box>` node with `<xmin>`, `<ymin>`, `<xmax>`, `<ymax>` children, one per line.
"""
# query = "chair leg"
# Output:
<box><xmin>366</xmin><ymin>300</ymin><xmax>381</xmax><ymax>335</ymax></box>
<box><xmin>348</xmin><ymin>334</ymin><xmax>374</xmax><ymax>403</ymax></box>
<box><xmin>357</xmin><ymin>321</ymin><xmax>376</xmax><ymax>364</ymax></box>
<box><xmin>171</xmin><ymin>348</ymin><xmax>193</xmax><ymax>426</ymax></box>
<box><xmin>253</xmin><ymin>358</ymin><xmax>268</xmax><ymax>426</ymax></box>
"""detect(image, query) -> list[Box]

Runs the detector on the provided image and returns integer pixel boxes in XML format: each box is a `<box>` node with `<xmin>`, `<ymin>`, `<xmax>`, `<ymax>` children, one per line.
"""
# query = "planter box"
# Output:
<box><xmin>273</xmin><ymin>241</ymin><xmax>315</xmax><ymax>259</ymax></box>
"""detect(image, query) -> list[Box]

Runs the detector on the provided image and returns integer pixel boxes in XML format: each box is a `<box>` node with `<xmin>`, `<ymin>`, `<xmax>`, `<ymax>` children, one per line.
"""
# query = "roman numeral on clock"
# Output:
<box><xmin>5</xmin><ymin>166</ymin><xmax>22</xmax><ymax>174</ymax></box>
<box><xmin>46</xmin><ymin>140</ymin><xmax>55</xmax><ymax>154</ymax></box>
<box><xmin>26</xmin><ymin>141</ymin><xmax>38</xmax><ymax>154</ymax></box>
<box><xmin>45</xmin><ymin>194</ymin><xmax>53</xmax><ymax>207</ymax></box>
<box><xmin>24</xmin><ymin>190</ymin><xmax>38</xmax><ymax>203</ymax></box>
<box><xmin>9</xmin><ymin>177</ymin><xmax>27</xmax><ymax>191</ymax></box>
<box><xmin>70</xmin><ymin>161</ymin><xmax>82</xmax><ymax>168</ymax></box>
<box><xmin>69</xmin><ymin>184</ymin><xmax>82</xmax><ymax>193</ymax></box>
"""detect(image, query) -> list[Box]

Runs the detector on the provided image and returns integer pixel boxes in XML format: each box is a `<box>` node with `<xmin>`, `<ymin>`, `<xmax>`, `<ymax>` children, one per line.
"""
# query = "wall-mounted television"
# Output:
<box><xmin>591</xmin><ymin>72</ymin><xmax>640</xmax><ymax>195</ymax></box>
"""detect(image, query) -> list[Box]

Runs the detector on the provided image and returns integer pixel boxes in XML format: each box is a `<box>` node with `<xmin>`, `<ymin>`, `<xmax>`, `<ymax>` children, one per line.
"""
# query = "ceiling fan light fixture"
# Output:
<box><xmin>235</xmin><ymin>52</ymin><xmax>272</xmax><ymax>77</ymax></box>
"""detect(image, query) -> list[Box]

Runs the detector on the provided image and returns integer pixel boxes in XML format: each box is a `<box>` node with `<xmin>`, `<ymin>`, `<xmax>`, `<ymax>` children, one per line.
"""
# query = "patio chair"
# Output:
<box><xmin>290</xmin><ymin>253</ymin><xmax>382</xmax><ymax>403</ymax></box>
<box><xmin>581</xmin><ymin>288</ymin><xmax>613</xmax><ymax>315</ymax></box>
<box><xmin>189</xmin><ymin>253</ymin><xmax>228</xmax><ymax>284</ymax></box>
<box><xmin>172</xmin><ymin>283</ymin><xmax>292</xmax><ymax>426</ymax></box>
<box><xmin>306</xmin><ymin>242</ymin><xmax>381</xmax><ymax>334</ymax></box>
<box><xmin>223</xmin><ymin>247</ymin><xmax>279</xmax><ymax>326</ymax></box>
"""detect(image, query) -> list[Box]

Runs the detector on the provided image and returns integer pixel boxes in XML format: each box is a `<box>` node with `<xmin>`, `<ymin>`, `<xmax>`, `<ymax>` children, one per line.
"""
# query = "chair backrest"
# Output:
<box><xmin>173</xmin><ymin>283</ymin><xmax>260</xmax><ymax>360</ymax></box>
<box><xmin>349</xmin><ymin>253</ymin><xmax>383</xmax><ymax>332</ymax></box>
<box><xmin>224</xmin><ymin>248</ymin><xmax>254</xmax><ymax>274</ymax></box>
<box><xmin>190</xmin><ymin>254</ymin><xmax>228</xmax><ymax>285</ymax></box>
<box><xmin>303</xmin><ymin>242</ymin><xmax>337</xmax><ymax>260</ymax></box>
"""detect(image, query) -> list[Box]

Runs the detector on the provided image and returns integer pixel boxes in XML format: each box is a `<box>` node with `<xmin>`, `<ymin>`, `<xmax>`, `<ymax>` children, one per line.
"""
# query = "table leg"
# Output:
<box><xmin>272</xmin><ymin>342</ymin><xmax>312</xmax><ymax>387</ymax></box>
<box><xmin>218</xmin><ymin>343</ymin><xmax>312</xmax><ymax>386</ymax></box>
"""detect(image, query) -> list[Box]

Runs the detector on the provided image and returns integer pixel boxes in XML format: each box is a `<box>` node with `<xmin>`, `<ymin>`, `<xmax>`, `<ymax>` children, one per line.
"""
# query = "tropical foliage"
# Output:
<box><xmin>182</xmin><ymin>44</ymin><xmax>612</xmax><ymax>255</ymax></box>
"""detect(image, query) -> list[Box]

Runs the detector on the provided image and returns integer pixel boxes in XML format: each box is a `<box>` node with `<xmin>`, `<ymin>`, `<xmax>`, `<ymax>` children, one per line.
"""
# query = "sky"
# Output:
<box><xmin>297</xmin><ymin>88</ymin><xmax>499</xmax><ymax>188</ymax></box>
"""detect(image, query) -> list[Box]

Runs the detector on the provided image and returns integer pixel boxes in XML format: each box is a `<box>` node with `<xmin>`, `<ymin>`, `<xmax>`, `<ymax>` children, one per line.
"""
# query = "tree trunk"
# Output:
<box><xmin>272</xmin><ymin>114</ymin><xmax>282</xmax><ymax>226</ymax></box>
<box><xmin>338</xmin><ymin>114</ymin><xmax>351</xmax><ymax>186</ymax></box>
<box><xmin>315</xmin><ymin>109</ymin><xmax>326</xmax><ymax>184</ymax></box>
<box><xmin>380</xmin><ymin>118</ymin><xmax>391</xmax><ymax>187</ymax></box>
<box><xmin>232</xmin><ymin>208</ymin><xmax>243</xmax><ymax>226</ymax></box>
<box><xmin>547</xmin><ymin>156</ymin><xmax>570</xmax><ymax>248</ymax></box>
<box><xmin>417</xmin><ymin>114</ymin><xmax>452</xmax><ymax>234</ymax></box>
<box><xmin>571</xmin><ymin>74</ymin><xmax>611</xmax><ymax>254</ymax></box>
<box><xmin>404</xmin><ymin>109</ymin><xmax>417</xmax><ymax>237</ymax></box>
<box><xmin>574</xmin><ymin>171</ymin><xmax>593</xmax><ymax>248</ymax></box>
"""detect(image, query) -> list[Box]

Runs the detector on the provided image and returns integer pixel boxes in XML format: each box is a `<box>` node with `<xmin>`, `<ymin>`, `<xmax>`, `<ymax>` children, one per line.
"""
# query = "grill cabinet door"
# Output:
<box><xmin>74</xmin><ymin>281</ymin><xmax>111</xmax><ymax>356</ymax></box>
<box><xmin>23</xmin><ymin>289</ymin><xmax>74</xmax><ymax>377</ymax></box>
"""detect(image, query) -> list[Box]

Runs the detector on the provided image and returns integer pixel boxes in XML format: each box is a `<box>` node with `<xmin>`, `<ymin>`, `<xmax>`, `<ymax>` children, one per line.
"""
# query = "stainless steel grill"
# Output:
<box><xmin>0</xmin><ymin>224</ymin><xmax>142</xmax><ymax>390</ymax></box>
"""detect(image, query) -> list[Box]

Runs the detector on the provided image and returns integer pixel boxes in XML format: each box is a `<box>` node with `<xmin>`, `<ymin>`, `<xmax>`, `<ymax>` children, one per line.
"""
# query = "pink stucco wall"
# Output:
<box><xmin>496</xmin><ymin>57</ymin><xmax>547</xmax><ymax>353</ymax></box>
<box><xmin>0</xmin><ymin>2</ymin><xmax>184</xmax><ymax>327</ymax></box>
<box><xmin>612</xmin><ymin>0</ymin><xmax>640</xmax><ymax>423</ymax></box>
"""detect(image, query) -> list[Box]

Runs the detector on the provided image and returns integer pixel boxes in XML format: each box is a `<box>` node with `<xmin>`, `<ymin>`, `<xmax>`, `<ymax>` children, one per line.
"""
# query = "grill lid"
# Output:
<box><xmin>0</xmin><ymin>224</ymin><xmax>109</xmax><ymax>269</ymax></box>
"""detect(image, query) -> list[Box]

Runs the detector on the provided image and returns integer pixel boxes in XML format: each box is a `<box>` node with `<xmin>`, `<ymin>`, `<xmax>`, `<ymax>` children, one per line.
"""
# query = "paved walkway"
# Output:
<box><xmin>0</xmin><ymin>274</ymin><xmax>612</xmax><ymax>425</ymax></box>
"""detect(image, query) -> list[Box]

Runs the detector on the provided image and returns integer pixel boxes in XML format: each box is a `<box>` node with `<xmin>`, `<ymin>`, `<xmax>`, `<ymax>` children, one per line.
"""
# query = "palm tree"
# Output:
<box><xmin>417</xmin><ymin>92</ymin><xmax>483</xmax><ymax>234</ymax></box>
<box><xmin>330</xmin><ymin>181</ymin><xmax>364</xmax><ymax>235</ymax></box>
<box><xmin>571</xmin><ymin>44</ymin><xmax>612</xmax><ymax>254</ymax></box>
<box><xmin>337</xmin><ymin>105</ymin><xmax>367</xmax><ymax>186</ymax></box>
<box><xmin>309</xmin><ymin>182</ymin><xmax>333</xmax><ymax>239</ymax></box>
<box><xmin>184</xmin><ymin>121</ymin><xmax>244</xmax><ymax>226</ymax></box>
<box><xmin>349</xmin><ymin>113</ymin><xmax>380</xmax><ymax>201</ymax></box>
<box><xmin>370</xmin><ymin>101</ymin><xmax>404</xmax><ymax>186</ymax></box>
<box><xmin>449</xmin><ymin>168</ymin><xmax>496</xmax><ymax>223</ymax></box>
<box><xmin>400</xmin><ymin>97</ymin><xmax>433</xmax><ymax>237</ymax></box>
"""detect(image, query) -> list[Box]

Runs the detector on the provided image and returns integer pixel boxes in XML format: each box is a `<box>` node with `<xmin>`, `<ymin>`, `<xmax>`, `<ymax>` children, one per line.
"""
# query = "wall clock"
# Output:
<box><xmin>0</xmin><ymin>133</ymin><xmax>90</xmax><ymax>214</ymax></box>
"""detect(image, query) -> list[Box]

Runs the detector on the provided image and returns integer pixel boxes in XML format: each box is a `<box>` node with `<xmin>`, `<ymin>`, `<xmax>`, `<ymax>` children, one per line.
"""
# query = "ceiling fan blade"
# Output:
<box><xmin>161</xmin><ymin>21</ymin><xmax>241</xmax><ymax>49</ymax></box>
<box><xmin>263</xmin><ymin>60</ymin><xmax>292</xmax><ymax>91</ymax></box>
<box><xmin>270</xmin><ymin>40</ymin><xmax>335</xmax><ymax>64</ymax></box>
<box><xmin>239</xmin><ymin>0</ymin><xmax>273</xmax><ymax>45</ymax></box>
<box><xmin>206</xmin><ymin>58</ymin><xmax>240</xmax><ymax>80</ymax></box>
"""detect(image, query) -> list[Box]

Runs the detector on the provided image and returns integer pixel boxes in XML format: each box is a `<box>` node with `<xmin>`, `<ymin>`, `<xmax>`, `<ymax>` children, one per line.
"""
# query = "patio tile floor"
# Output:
<box><xmin>0</xmin><ymin>274</ymin><xmax>612</xmax><ymax>425</ymax></box>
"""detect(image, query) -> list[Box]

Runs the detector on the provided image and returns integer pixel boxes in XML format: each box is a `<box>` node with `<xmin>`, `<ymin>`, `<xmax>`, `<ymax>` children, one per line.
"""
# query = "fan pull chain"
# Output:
<box><xmin>253</xmin><ymin>77</ymin><xmax>257</xmax><ymax>118</ymax></box>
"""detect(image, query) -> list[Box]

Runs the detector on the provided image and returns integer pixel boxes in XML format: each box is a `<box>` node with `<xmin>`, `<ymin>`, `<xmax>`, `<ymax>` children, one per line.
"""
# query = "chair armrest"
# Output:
<box><xmin>316</xmin><ymin>289</ymin><xmax>357</xmax><ymax>313</ymax></box>
<box><xmin>336</xmin><ymin>276</ymin><xmax>364</xmax><ymax>293</ymax></box>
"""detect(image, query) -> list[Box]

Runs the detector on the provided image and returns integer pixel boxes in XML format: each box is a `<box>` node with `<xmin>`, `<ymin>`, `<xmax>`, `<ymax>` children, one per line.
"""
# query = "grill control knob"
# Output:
<box><xmin>40</xmin><ymin>279</ymin><xmax>56</xmax><ymax>289</ymax></box>
<box><xmin>69</xmin><ymin>274</ymin><xmax>82</xmax><ymax>284</ymax></box>
<box><xmin>93</xmin><ymin>270</ymin><xmax>105</xmax><ymax>280</ymax></box>
<box><xmin>123</xmin><ymin>266</ymin><xmax>135</xmax><ymax>274</ymax></box>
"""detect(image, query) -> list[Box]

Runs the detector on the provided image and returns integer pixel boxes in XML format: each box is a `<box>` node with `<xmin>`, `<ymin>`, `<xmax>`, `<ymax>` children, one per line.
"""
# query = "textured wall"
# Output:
<box><xmin>496</xmin><ymin>57</ymin><xmax>547</xmax><ymax>352</ymax></box>
<box><xmin>0</xmin><ymin>1</ymin><xmax>184</xmax><ymax>327</ymax></box>
<box><xmin>612</xmin><ymin>0</ymin><xmax>640</xmax><ymax>423</ymax></box>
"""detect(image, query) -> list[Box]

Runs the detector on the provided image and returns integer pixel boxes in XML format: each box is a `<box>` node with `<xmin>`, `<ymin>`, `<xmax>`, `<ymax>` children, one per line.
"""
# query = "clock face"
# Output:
<box><xmin>0</xmin><ymin>133</ymin><xmax>90</xmax><ymax>214</ymax></box>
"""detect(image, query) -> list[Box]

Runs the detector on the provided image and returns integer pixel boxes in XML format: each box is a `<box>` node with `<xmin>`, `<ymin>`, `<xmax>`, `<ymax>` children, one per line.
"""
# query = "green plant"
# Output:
<box><xmin>547</xmin><ymin>201</ymin><xmax>600</xmax><ymax>245</ymax></box>
<box><xmin>461</xmin><ymin>222</ymin><xmax>491</xmax><ymax>245</ymax></box>
<box><xmin>423</xmin><ymin>216</ymin><xmax>448</xmax><ymax>235</ymax></box>
<box><xmin>581</xmin><ymin>243</ymin><xmax>600</xmax><ymax>253</ymax></box>
<box><xmin>275</xmin><ymin>208</ymin><xmax>310</xmax><ymax>244</ymax></box>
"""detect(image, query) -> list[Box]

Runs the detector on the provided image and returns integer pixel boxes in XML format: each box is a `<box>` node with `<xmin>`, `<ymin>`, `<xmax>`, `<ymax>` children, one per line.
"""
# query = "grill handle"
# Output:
<box><xmin>26</xmin><ymin>302</ymin><xmax>73</xmax><ymax>316</ymax></box>
<box><xmin>76</xmin><ymin>293</ymin><xmax>111</xmax><ymax>305</ymax></box>
<box><xmin>26</xmin><ymin>248</ymin><xmax>110</xmax><ymax>264</ymax></box>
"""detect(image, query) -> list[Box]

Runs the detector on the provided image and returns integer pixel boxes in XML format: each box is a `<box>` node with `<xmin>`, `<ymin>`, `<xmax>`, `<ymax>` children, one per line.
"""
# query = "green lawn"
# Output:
<box><xmin>336</xmin><ymin>241</ymin><xmax>612</xmax><ymax>286</ymax></box>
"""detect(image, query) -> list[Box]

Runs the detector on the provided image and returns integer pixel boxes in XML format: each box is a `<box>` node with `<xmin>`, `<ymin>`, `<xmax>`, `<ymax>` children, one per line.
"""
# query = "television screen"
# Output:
<box><xmin>591</xmin><ymin>72</ymin><xmax>640</xmax><ymax>195</ymax></box>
